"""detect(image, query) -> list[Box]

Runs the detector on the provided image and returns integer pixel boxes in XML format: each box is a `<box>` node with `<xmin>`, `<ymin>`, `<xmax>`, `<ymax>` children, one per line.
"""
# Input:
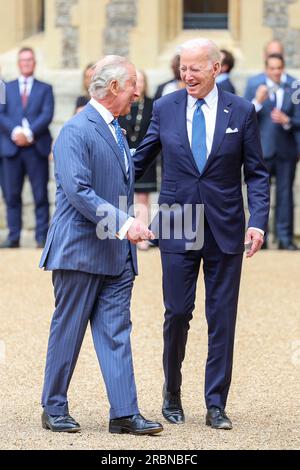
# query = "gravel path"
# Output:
<box><xmin>0</xmin><ymin>248</ymin><xmax>300</xmax><ymax>450</ymax></box>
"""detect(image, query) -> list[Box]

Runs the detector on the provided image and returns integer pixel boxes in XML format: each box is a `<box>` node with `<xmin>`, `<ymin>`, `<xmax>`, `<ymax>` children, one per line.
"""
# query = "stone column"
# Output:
<box><xmin>55</xmin><ymin>0</ymin><xmax>79</xmax><ymax>68</ymax></box>
<box><xmin>103</xmin><ymin>0</ymin><xmax>137</xmax><ymax>57</ymax></box>
<box><xmin>263</xmin><ymin>0</ymin><xmax>300</xmax><ymax>68</ymax></box>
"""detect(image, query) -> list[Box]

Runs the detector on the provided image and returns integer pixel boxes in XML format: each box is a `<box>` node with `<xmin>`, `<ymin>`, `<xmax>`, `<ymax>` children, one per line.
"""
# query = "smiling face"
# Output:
<box><xmin>180</xmin><ymin>46</ymin><xmax>220</xmax><ymax>99</ymax></box>
<box><xmin>18</xmin><ymin>49</ymin><xmax>36</xmax><ymax>77</ymax></box>
<box><xmin>110</xmin><ymin>63</ymin><xmax>139</xmax><ymax>116</ymax></box>
<box><xmin>265</xmin><ymin>57</ymin><xmax>284</xmax><ymax>84</ymax></box>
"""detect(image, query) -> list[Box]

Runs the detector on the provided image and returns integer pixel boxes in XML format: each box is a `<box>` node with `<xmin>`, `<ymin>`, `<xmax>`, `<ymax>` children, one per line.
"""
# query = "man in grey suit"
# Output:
<box><xmin>39</xmin><ymin>56</ymin><xmax>163</xmax><ymax>435</ymax></box>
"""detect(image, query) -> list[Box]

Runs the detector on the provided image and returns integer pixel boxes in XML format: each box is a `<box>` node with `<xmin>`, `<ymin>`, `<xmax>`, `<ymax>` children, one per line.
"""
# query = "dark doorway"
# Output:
<box><xmin>183</xmin><ymin>0</ymin><xmax>228</xmax><ymax>29</ymax></box>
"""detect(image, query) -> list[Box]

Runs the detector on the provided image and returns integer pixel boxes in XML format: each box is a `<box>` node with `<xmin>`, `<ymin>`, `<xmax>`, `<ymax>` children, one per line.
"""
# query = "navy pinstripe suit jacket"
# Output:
<box><xmin>40</xmin><ymin>103</ymin><xmax>137</xmax><ymax>275</ymax></box>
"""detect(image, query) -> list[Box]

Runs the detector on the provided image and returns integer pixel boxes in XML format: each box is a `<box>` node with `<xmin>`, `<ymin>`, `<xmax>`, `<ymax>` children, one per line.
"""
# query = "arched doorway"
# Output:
<box><xmin>183</xmin><ymin>0</ymin><xmax>228</xmax><ymax>29</ymax></box>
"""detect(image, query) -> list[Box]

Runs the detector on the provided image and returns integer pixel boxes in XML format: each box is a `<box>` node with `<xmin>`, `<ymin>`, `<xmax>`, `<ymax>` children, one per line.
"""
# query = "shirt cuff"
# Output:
<box><xmin>116</xmin><ymin>217</ymin><xmax>135</xmax><ymax>240</ymax></box>
<box><xmin>11</xmin><ymin>126</ymin><xmax>23</xmax><ymax>140</ymax></box>
<box><xmin>252</xmin><ymin>99</ymin><xmax>263</xmax><ymax>113</ymax></box>
<box><xmin>283</xmin><ymin>122</ymin><xmax>292</xmax><ymax>131</ymax></box>
<box><xmin>248</xmin><ymin>227</ymin><xmax>265</xmax><ymax>236</ymax></box>
<box><xmin>22</xmin><ymin>127</ymin><xmax>34</xmax><ymax>143</ymax></box>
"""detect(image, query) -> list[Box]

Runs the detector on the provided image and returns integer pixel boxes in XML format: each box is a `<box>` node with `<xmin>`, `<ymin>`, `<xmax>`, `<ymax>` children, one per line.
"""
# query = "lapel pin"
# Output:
<box><xmin>224</xmin><ymin>109</ymin><xmax>229</xmax><ymax>113</ymax></box>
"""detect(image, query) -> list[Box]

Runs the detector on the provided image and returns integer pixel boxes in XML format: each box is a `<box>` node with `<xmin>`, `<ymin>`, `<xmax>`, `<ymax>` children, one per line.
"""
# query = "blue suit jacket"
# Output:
<box><xmin>0</xmin><ymin>78</ymin><xmax>54</xmax><ymax>157</ymax></box>
<box><xmin>244</xmin><ymin>74</ymin><xmax>300</xmax><ymax>158</ymax></box>
<box><xmin>134</xmin><ymin>87</ymin><xmax>270</xmax><ymax>254</ymax></box>
<box><xmin>40</xmin><ymin>103</ymin><xmax>138</xmax><ymax>276</ymax></box>
<box><xmin>244</xmin><ymin>72</ymin><xmax>295</xmax><ymax>101</ymax></box>
<box><xmin>217</xmin><ymin>77</ymin><xmax>236</xmax><ymax>94</ymax></box>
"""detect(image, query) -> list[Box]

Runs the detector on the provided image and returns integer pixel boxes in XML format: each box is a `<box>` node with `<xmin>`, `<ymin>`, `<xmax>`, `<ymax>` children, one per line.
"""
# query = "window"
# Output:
<box><xmin>183</xmin><ymin>0</ymin><xmax>228</xmax><ymax>29</ymax></box>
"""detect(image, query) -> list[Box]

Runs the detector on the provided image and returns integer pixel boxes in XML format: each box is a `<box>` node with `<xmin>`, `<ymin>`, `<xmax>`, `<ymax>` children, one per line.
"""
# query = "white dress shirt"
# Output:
<box><xmin>187</xmin><ymin>85</ymin><xmax>264</xmax><ymax>237</ymax></box>
<box><xmin>187</xmin><ymin>83</ymin><xmax>218</xmax><ymax>157</ymax></box>
<box><xmin>89</xmin><ymin>98</ymin><xmax>133</xmax><ymax>239</ymax></box>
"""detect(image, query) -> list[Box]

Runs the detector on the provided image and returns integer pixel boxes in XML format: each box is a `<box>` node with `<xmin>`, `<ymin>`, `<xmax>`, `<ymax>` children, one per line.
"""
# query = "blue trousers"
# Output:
<box><xmin>265</xmin><ymin>155</ymin><xmax>297</xmax><ymax>244</ymax></box>
<box><xmin>2</xmin><ymin>147</ymin><xmax>49</xmax><ymax>242</ymax></box>
<box><xmin>42</xmin><ymin>257</ymin><xmax>140</xmax><ymax>419</ymax></box>
<box><xmin>161</xmin><ymin>221</ymin><xmax>243</xmax><ymax>410</ymax></box>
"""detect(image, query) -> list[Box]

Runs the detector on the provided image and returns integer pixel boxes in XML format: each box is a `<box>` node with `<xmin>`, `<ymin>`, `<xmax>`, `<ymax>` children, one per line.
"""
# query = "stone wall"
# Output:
<box><xmin>103</xmin><ymin>0</ymin><xmax>137</xmax><ymax>56</ymax></box>
<box><xmin>263</xmin><ymin>0</ymin><xmax>300</xmax><ymax>68</ymax></box>
<box><xmin>55</xmin><ymin>0</ymin><xmax>79</xmax><ymax>68</ymax></box>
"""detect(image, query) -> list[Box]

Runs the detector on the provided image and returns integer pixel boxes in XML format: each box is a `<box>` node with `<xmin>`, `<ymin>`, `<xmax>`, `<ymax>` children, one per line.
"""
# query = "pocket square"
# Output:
<box><xmin>226</xmin><ymin>127</ymin><xmax>239</xmax><ymax>134</ymax></box>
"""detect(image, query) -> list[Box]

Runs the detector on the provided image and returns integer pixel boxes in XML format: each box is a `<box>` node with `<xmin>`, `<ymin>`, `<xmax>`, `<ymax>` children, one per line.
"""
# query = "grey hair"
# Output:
<box><xmin>178</xmin><ymin>38</ymin><xmax>221</xmax><ymax>64</ymax></box>
<box><xmin>89</xmin><ymin>55</ymin><xmax>130</xmax><ymax>100</ymax></box>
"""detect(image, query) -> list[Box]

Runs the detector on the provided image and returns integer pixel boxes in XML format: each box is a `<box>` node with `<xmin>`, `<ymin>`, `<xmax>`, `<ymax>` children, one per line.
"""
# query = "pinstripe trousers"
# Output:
<box><xmin>41</xmin><ymin>256</ymin><xmax>139</xmax><ymax>419</ymax></box>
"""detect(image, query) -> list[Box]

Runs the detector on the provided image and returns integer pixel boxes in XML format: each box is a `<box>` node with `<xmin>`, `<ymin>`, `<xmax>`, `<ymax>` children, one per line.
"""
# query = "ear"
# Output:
<box><xmin>212</xmin><ymin>62</ymin><xmax>221</xmax><ymax>78</ymax></box>
<box><xmin>110</xmin><ymin>79</ymin><xmax>120</xmax><ymax>97</ymax></box>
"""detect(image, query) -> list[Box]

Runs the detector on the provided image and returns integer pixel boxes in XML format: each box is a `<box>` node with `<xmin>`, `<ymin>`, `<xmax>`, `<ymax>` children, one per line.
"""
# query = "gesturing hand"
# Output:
<box><xmin>244</xmin><ymin>228</ymin><xmax>264</xmax><ymax>258</ymax></box>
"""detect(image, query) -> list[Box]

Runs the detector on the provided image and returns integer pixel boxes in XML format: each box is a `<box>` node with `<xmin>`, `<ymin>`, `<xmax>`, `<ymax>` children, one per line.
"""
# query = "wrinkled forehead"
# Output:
<box><xmin>180</xmin><ymin>47</ymin><xmax>211</xmax><ymax>65</ymax></box>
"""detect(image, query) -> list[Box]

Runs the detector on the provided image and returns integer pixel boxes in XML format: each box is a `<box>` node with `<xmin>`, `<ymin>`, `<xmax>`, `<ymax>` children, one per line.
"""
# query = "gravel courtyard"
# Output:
<box><xmin>0</xmin><ymin>248</ymin><xmax>300</xmax><ymax>450</ymax></box>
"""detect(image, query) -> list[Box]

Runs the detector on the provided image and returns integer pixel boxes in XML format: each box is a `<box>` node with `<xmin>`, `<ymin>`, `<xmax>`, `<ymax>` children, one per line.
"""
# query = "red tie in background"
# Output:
<box><xmin>22</xmin><ymin>79</ymin><xmax>28</xmax><ymax>108</ymax></box>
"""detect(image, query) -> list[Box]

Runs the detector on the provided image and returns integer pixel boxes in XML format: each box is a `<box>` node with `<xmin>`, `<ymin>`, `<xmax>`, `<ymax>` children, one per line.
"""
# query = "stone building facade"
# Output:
<box><xmin>0</xmin><ymin>0</ymin><xmax>299</xmax><ymax>238</ymax></box>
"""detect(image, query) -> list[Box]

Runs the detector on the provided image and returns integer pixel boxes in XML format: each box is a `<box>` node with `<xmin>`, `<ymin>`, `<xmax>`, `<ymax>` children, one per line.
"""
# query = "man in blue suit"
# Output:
<box><xmin>245</xmin><ymin>53</ymin><xmax>300</xmax><ymax>250</ymax></box>
<box><xmin>134</xmin><ymin>39</ymin><xmax>270</xmax><ymax>430</ymax></box>
<box><xmin>0</xmin><ymin>47</ymin><xmax>54</xmax><ymax>248</ymax></box>
<box><xmin>244</xmin><ymin>39</ymin><xmax>296</xmax><ymax>100</ymax></box>
<box><xmin>39</xmin><ymin>55</ymin><xmax>163</xmax><ymax>435</ymax></box>
<box><xmin>216</xmin><ymin>49</ymin><xmax>236</xmax><ymax>94</ymax></box>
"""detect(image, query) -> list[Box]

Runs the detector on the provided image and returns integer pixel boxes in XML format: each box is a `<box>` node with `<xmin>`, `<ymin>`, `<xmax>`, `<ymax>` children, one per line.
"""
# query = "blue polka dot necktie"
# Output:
<box><xmin>191</xmin><ymin>98</ymin><xmax>207</xmax><ymax>173</ymax></box>
<box><xmin>111</xmin><ymin>118</ymin><xmax>129</xmax><ymax>174</ymax></box>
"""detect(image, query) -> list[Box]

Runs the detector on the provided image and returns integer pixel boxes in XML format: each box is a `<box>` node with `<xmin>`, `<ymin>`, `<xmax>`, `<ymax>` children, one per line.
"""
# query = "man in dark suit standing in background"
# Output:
<box><xmin>216</xmin><ymin>49</ymin><xmax>236</xmax><ymax>94</ymax></box>
<box><xmin>244</xmin><ymin>53</ymin><xmax>300</xmax><ymax>250</ymax></box>
<box><xmin>244</xmin><ymin>39</ymin><xmax>296</xmax><ymax>97</ymax></box>
<box><xmin>134</xmin><ymin>38</ymin><xmax>270</xmax><ymax>430</ymax></box>
<box><xmin>0</xmin><ymin>47</ymin><xmax>54</xmax><ymax>248</ymax></box>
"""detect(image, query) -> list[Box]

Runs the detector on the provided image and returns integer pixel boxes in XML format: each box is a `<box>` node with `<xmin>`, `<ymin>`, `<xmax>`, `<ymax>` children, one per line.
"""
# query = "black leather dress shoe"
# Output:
<box><xmin>0</xmin><ymin>239</ymin><xmax>20</xmax><ymax>248</ymax></box>
<box><xmin>109</xmin><ymin>414</ymin><xmax>163</xmax><ymax>435</ymax></box>
<box><xmin>278</xmin><ymin>241</ymin><xmax>299</xmax><ymax>251</ymax></box>
<box><xmin>162</xmin><ymin>388</ymin><xmax>185</xmax><ymax>424</ymax></box>
<box><xmin>206</xmin><ymin>407</ymin><xmax>232</xmax><ymax>430</ymax></box>
<box><xmin>41</xmin><ymin>410</ymin><xmax>81</xmax><ymax>433</ymax></box>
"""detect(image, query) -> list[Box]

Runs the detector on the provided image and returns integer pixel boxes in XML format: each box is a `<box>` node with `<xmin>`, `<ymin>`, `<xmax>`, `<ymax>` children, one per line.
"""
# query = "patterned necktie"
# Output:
<box><xmin>111</xmin><ymin>118</ymin><xmax>129</xmax><ymax>174</ymax></box>
<box><xmin>22</xmin><ymin>79</ymin><xmax>28</xmax><ymax>108</ymax></box>
<box><xmin>191</xmin><ymin>98</ymin><xmax>207</xmax><ymax>173</ymax></box>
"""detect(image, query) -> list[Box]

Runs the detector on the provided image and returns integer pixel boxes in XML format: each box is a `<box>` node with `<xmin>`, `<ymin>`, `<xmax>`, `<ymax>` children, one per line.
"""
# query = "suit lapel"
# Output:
<box><xmin>208</xmin><ymin>87</ymin><xmax>232</xmax><ymax>158</ymax></box>
<box><xmin>86</xmin><ymin>104</ymin><xmax>128</xmax><ymax>178</ymax></box>
<box><xmin>13</xmin><ymin>80</ymin><xmax>23</xmax><ymax>109</ymax></box>
<box><xmin>281</xmin><ymin>85</ymin><xmax>292</xmax><ymax>113</ymax></box>
<box><xmin>25</xmin><ymin>79</ymin><xmax>37</xmax><ymax>113</ymax></box>
<box><xmin>174</xmin><ymin>90</ymin><xmax>200</xmax><ymax>174</ymax></box>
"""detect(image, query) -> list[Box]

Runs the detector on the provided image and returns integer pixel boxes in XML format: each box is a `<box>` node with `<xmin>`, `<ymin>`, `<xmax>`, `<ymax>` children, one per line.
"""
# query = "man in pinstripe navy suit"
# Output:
<box><xmin>39</xmin><ymin>56</ymin><xmax>163</xmax><ymax>435</ymax></box>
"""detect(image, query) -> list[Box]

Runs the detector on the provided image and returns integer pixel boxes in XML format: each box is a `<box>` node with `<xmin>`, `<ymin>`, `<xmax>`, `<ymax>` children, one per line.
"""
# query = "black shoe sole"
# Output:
<box><xmin>42</xmin><ymin>420</ymin><xmax>81</xmax><ymax>433</ymax></box>
<box><xmin>109</xmin><ymin>425</ymin><xmax>163</xmax><ymax>435</ymax></box>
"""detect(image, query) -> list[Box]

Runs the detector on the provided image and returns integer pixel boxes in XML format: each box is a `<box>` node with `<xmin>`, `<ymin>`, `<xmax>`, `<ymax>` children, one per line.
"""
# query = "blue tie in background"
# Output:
<box><xmin>112</xmin><ymin>118</ymin><xmax>129</xmax><ymax>173</ymax></box>
<box><xmin>191</xmin><ymin>98</ymin><xmax>207</xmax><ymax>173</ymax></box>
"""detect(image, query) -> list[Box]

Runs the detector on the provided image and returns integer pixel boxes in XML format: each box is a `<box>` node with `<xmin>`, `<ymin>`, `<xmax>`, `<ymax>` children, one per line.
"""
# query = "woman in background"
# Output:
<box><xmin>74</xmin><ymin>63</ymin><xmax>94</xmax><ymax>114</ymax></box>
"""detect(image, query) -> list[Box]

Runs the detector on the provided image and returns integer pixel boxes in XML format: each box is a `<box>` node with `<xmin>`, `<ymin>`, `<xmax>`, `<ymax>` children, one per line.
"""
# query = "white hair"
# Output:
<box><xmin>178</xmin><ymin>38</ymin><xmax>221</xmax><ymax>64</ymax></box>
<box><xmin>89</xmin><ymin>55</ymin><xmax>131</xmax><ymax>100</ymax></box>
